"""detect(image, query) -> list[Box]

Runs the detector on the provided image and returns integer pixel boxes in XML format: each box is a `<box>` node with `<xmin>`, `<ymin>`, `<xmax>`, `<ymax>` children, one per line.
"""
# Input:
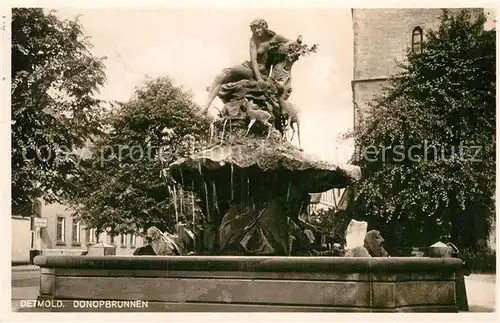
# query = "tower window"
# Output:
<box><xmin>412</xmin><ymin>27</ymin><xmax>423</xmax><ymax>53</ymax></box>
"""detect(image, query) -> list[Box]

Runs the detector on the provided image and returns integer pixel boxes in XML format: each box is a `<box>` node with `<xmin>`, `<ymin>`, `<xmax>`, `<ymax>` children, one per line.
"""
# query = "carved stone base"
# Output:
<box><xmin>33</xmin><ymin>256</ymin><xmax>465</xmax><ymax>312</ymax></box>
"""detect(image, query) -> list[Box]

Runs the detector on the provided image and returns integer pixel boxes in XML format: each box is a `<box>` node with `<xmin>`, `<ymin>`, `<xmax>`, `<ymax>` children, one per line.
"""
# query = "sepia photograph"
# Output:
<box><xmin>5</xmin><ymin>1</ymin><xmax>497</xmax><ymax>319</ymax></box>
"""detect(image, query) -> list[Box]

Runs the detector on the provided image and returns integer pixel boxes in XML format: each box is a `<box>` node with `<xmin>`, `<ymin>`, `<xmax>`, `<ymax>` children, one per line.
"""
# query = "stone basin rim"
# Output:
<box><xmin>168</xmin><ymin>144</ymin><xmax>362</xmax><ymax>178</ymax></box>
<box><xmin>170</xmin><ymin>156</ymin><xmax>360</xmax><ymax>173</ymax></box>
<box><xmin>33</xmin><ymin>255</ymin><xmax>464</xmax><ymax>273</ymax></box>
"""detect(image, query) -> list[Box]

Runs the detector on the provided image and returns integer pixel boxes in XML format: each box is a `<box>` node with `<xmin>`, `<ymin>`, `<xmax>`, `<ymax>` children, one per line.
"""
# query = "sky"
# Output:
<box><xmin>55</xmin><ymin>8</ymin><xmax>357</xmax><ymax>164</ymax></box>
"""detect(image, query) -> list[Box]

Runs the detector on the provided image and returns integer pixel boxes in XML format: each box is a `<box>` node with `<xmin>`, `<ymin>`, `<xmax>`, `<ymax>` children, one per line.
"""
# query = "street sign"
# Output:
<box><xmin>34</xmin><ymin>217</ymin><xmax>48</xmax><ymax>228</ymax></box>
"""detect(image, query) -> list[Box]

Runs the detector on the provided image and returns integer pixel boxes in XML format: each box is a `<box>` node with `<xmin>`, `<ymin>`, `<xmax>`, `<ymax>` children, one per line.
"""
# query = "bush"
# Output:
<box><xmin>460</xmin><ymin>248</ymin><xmax>496</xmax><ymax>273</ymax></box>
<box><xmin>346</xmin><ymin>9</ymin><xmax>496</xmax><ymax>251</ymax></box>
<box><xmin>309</xmin><ymin>208</ymin><xmax>354</xmax><ymax>244</ymax></box>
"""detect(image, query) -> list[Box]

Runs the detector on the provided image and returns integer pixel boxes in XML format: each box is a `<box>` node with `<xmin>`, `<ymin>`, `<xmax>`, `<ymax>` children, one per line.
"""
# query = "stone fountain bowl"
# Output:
<box><xmin>167</xmin><ymin>139</ymin><xmax>361</xmax><ymax>257</ymax></box>
<box><xmin>168</xmin><ymin>138</ymin><xmax>361</xmax><ymax>191</ymax></box>
<box><xmin>32</xmin><ymin>255</ymin><xmax>467</xmax><ymax>312</ymax></box>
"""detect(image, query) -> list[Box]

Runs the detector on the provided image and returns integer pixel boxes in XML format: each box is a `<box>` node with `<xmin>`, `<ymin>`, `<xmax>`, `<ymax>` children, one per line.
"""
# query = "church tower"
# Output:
<box><xmin>351</xmin><ymin>8</ymin><xmax>484</xmax><ymax>126</ymax></box>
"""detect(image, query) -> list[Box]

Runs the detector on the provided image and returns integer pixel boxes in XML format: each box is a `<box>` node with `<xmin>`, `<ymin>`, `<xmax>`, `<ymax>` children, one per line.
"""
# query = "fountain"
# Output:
<box><xmin>32</xmin><ymin>31</ymin><xmax>467</xmax><ymax>313</ymax></box>
<box><xmin>167</xmin><ymin>135</ymin><xmax>361</xmax><ymax>255</ymax></box>
<box><xmin>164</xmin><ymin>36</ymin><xmax>358</xmax><ymax>256</ymax></box>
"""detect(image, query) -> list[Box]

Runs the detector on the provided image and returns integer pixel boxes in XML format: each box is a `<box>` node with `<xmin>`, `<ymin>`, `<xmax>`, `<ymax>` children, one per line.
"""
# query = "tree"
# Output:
<box><xmin>11</xmin><ymin>8</ymin><xmax>106</xmax><ymax>216</ymax></box>
<box><xmin>347</xmin><ymin>10</ymin><xmax>495</xmax><ymax>251</ymax></box>
<box><xmin>69</xmin><ymin>76</ymin><xmax>211</xmax><ymax>235</ymax></box>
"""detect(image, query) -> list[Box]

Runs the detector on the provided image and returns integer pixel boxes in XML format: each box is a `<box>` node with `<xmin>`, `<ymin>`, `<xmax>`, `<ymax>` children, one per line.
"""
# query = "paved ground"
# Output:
<box><xmin>11</xmin><ymin>266</ymin><xmax>41</xmax><ymax>312</ymax></box>
<box><xmin>465</xmin><ymin>274</ymin><xmax>496</xmax><ymax>312</ymax></box>
<box><xmin>10</xmin><ymin>265</ymin><xmax>496</xmax><ymax>312</ymax></box>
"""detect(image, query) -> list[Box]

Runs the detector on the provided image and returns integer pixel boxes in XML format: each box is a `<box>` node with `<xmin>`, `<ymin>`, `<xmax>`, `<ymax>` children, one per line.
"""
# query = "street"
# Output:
<box><xmin>11</xmin><ymin>266</ymin><xmax>40</xmax><ymax>312</ymax></box>
<box><xmin>11</xmin><ymin>265</ymin><xmax>496</xmax><ymax>312</ymax></box>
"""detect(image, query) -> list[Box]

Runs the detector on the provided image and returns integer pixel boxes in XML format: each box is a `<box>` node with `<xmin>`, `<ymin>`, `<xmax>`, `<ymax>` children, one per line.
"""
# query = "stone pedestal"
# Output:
<box><xmin>345</xmin><ymin>219</ymin><xmax>368</xmax><ymax>250</ymax></box>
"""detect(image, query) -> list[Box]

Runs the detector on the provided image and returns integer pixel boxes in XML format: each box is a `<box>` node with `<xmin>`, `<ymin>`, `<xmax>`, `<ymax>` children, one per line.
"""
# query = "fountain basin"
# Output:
<box><xmin>33</xmin><ymin>255</ymin><xmax>465</xmax><ymax>312</ymax></box>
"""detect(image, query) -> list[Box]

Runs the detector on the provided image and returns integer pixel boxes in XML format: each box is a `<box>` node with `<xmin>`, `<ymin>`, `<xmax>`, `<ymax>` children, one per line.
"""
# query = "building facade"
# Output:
<box><xmin>12</xmin><ymin>200</ymin><xmax>145</xmax><ymax>264</ymax></box>
<box><xmin>308</xmin><ymin>189</ymin><xmax>345</xmax><ymax>214</ymax></box>
<box><xmin>351</xmin><ymin>8</ymin><xmax>483</xmax><ymax>120</ymax></box>
<box><xmin>11</xmin><ymin>216</ymin><xmax>32</xmax><ymax>264</ymax></box>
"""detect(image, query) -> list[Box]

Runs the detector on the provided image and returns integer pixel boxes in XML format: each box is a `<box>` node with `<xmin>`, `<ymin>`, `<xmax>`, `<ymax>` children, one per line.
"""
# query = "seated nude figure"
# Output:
<box><xmin>200</xmin><ymin>18</ymin><xmax>289</xmax><ymax>114</ymax></box>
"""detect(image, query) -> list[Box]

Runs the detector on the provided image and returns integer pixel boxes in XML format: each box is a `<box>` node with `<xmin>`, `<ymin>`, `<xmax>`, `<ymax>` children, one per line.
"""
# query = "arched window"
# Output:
<box><xmin>412</xmin><ymin>27</ymin><xmax>423</xmax><ymax>53</ymax></box>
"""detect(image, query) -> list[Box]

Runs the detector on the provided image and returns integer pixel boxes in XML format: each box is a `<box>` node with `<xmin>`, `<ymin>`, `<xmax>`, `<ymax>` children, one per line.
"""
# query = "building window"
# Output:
<box><xmin>85</xmin><ymin>228</ymin><xmax>90</xmax><ymax>244</ymax></box>
<box><xmin>130</xmin><ymin>234</ymin><xmax>137</xmax><ymax>247</ymax></box>
<box><xmin>120</xmin><ymin>234</ymin><xmax>127</xmax><ymax>247</ymax></box>
<box><xmin>107</xmin><ymin>233</ymin><xmax>115</xmax><ymax>245</ymax></box>
<box><xmin>85</xmin><ymin>227</ymin><xmax>96</xmax><ymax>244</ymax></box>
<box><xmin>412</xmin><ymin>26</ymin><xmax>423</xmax><ymax>53</ymax></box>
<box><xmin>56</xmin><ymin>216</ymin><xmax>65</xmax><ymax>243</ymax></box>
<box><xmin>90</xmin><ymin>228</ymin><xmax>96</xmax><ymax>243</ymax></box>
<box><xmin>72</xmin><ymin>220</ymin><xmax>81</xmax><ymax>244</ymax></box>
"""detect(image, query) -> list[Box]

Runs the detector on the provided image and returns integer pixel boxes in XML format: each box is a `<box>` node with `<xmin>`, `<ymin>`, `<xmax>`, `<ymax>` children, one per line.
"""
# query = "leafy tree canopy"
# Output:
<box><xmin>346</xmin><ymin>10</ymin><xmax>495</xmax><ymax>249</ymax></box>
<box><xmin>12</xmin><ymin>8</ymin><xmax>106</xmax><ymax>215</ymax></box>
<box><xmin>69</xmin><ymin>76</ymin><xmax>211</xmax><ymax>235</ymax></box>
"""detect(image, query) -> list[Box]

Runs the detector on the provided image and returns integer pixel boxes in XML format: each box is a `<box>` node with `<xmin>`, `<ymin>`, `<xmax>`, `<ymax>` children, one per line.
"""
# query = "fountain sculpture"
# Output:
<box><xmin>168</xmin><ymin>31</ymin><xmax>361</xmax><ymax>256</ymax></box>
